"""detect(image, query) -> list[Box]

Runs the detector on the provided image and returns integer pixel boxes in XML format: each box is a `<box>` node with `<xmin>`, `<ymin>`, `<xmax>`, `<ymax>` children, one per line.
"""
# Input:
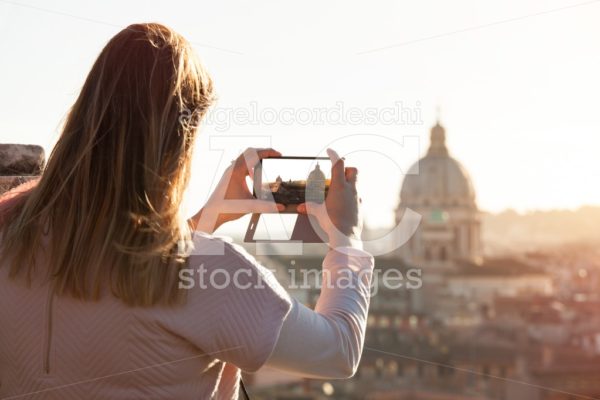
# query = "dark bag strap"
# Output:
<box><xmin>239</xmin><ymin>377</ymin><xmax>250</xmax><ymax>400</ymax></box>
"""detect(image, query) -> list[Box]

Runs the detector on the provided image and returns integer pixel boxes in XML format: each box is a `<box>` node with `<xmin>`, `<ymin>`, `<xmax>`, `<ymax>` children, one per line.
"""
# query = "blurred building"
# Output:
<box><xmin>391</xmin><ymin>121</ymin><xmax>553</xmax><ymax>318</ymax></box>
<box><xmin>305</xmin><ymin>162</ymin><xmax>327</xmax><ymax>203</ymax></box>
<box><xmin>395</xmin><ymin>121</ymin><xmax>481</xmax><ymax>266</ymax></box>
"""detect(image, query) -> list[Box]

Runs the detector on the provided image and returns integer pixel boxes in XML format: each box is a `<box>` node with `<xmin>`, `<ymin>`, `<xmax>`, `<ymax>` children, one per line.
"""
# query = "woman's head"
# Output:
<box><xmin>1</xmin><ymin>23</ymin><xmax>214</xmax><ymax>305</ymax></box>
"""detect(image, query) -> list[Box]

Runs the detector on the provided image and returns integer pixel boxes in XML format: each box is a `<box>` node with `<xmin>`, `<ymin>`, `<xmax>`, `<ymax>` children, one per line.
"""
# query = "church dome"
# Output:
<box><xmin>306</xmin><ymin>163</ymin><xmax>327</xmax><ymax>203</ymax></box>
<box><xmin>400</xmin><ymin>122</ymin><xmax>476</xmax><ymax>209</ymax></box>
<box><xmin>307</xmin><ymin>163</ymin><xmax>325</xmax><ymax>181</ymax></box>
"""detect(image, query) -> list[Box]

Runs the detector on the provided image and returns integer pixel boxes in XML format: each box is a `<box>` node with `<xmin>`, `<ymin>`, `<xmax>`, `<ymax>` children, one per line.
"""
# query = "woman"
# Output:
<box><xmin>0</xmin><ymin>23</ymin><xmax>374</xmax><ymax>399</ymax></box>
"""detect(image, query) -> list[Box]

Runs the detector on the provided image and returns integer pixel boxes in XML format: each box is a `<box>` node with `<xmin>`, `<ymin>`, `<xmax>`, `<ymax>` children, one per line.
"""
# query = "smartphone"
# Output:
<box><xmin>253</xmin><ymin>156</ymin><xmax>332</xmax><ymax>212</ymax></box>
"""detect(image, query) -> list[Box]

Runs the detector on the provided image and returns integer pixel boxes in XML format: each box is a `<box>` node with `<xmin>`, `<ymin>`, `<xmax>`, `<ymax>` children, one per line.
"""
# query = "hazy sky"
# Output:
<box><xmin>1</xmin><ymin>0</ymin><xmax>600</xmax><ymax>230</ymax></box>
<box><xmin>261</xmin><ymin>159</ymin><xmax>332</xmax><ymax>183</ymax></box>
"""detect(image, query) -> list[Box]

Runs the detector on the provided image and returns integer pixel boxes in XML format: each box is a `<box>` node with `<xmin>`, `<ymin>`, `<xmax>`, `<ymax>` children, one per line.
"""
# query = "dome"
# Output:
<box><xmin>399</xmin><ymin>122</ymin><xmax>476</xmax><ymax>208</ymax></box>
<box><xmin>308</xmin><ymin>163</ymin><xmax>325</xmax><ymax>181</ymax></box>
<box><xmin>306</xmin><ymin>163</ymin><xmax>327</xmax><ymax>203</ymax></box>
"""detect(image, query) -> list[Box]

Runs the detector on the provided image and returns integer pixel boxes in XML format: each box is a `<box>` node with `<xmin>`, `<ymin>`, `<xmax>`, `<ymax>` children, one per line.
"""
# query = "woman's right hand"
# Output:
<box><xmin>297</xmin><ymin>148</ymin><xmax>363</xmax><ymax>249</ymax></box>
<box><xmin>190</xmin><ymin>147</ymin><xmax>285</xmax><ymax>234</ymax></box>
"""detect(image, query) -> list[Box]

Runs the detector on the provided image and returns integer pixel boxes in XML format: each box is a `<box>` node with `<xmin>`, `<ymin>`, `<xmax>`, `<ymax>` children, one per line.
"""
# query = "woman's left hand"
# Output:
<box><xmin>190</xmin><ymin>148</ymin><xmax>285</xmax><ymax>234</ymax></box>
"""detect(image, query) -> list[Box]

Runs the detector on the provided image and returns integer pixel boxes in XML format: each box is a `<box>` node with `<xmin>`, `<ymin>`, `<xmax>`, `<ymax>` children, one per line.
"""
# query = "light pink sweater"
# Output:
<box><xmin>0</xmin><ymin>187</ymin><xmax>374</xmax><ymax>400</ymax></box>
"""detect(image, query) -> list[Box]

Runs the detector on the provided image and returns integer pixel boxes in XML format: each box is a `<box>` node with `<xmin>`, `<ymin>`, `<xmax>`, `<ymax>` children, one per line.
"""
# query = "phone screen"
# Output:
<box><xmin>255</xmin><ymin>157</ymin><xmax>332</xmax><ymax>205</ymax></box>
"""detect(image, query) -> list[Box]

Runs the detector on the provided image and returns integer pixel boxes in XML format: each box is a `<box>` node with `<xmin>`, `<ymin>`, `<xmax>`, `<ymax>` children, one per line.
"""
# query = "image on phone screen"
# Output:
<box><xmin>255</xmin><ymin>157</ymin><xmax>332</xmax><ymax>205</ymax></box>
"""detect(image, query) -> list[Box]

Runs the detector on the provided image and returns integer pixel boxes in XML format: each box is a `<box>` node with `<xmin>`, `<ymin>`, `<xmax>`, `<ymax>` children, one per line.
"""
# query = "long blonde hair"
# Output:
<box><xmin>0</xmin><ymin>23</ymin><xmax>214</xmax><ymax>306</ymax></box>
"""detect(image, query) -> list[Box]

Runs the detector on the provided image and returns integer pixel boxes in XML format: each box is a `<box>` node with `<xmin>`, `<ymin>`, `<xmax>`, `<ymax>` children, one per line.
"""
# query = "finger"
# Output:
<box><xmin>240</xmin><ymin>148</ymin><xmax>261</xmax><ymax>172</ymax></box>
<box><xmin>297</xmin><ymin>202</ymin><xmax>324</xmax><ymax>217</ymax></box>
<box><xmin>297</xmin><ymin>203</ymin><xmax>307</xmax><ymax>214</ymax></box>
<box><xmin>256</xmin><ymin>148</ymin><xmax>282</xmax><ymax>159</ymax></box>
<box><xmin>241</xmin><ymin>148</ymin><xmax>281</xmax><ymax>178</ymax></box>
<box><xmin>345</xmin><ymin>167</ymin><xmax>358</xmax><ymax>186</ymax></box>
<box><xmin>327</xmin><ymin>148</ymin><xmax>345</xmax><ymax>184</ymax></box>
<box><xmin>254</xmin><ymin>148</ymin><xmax>281</xmax><ymax>177</ymax></box>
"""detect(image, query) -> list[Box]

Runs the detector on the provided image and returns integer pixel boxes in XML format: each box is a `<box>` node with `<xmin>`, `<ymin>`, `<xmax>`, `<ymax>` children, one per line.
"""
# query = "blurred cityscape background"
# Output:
<box><xmin>243</xmin><ymin>121</ymin><xmax>600</xmax><ymax>400</ymax></box>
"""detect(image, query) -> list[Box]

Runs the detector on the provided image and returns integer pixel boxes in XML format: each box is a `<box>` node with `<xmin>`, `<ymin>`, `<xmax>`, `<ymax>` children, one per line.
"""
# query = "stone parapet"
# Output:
<box><xmin>0</xmin><ymin>144</ymin><xmax>45</xmax><ymax>195</ymax></box>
